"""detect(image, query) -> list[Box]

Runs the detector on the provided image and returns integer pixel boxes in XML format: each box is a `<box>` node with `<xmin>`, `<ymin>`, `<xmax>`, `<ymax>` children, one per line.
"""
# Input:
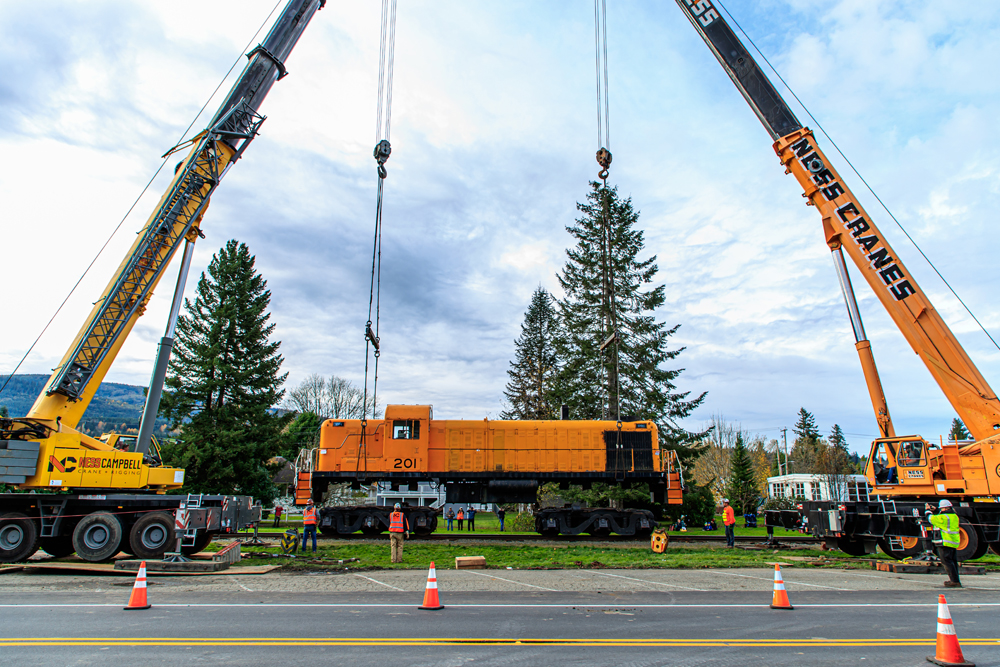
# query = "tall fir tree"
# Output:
<box><xmin>725</xmin><ymin>432</ymin><xmax>758</xmax><ymax>516</ymax></box>
<box><xmin>949</xmin><ymin>418</ymin><xmax>971</xmax><ymax>441</ymax></box>
<box><xmin>161</xmin><ymin>240</ymin><xmax>288</xmax><ymax>502</ymax></box>
<box><xmin>554</xmin><ymin>182</ymin><xmax>705</xmax><ymax>453</ymax></box>
<box><xmin>829</xmin><ymin>424</ymin><xmax>848</xmax><ymax>451</ymax></box>
<box><xmin>792</xmin><ymin>408</ymin><xmax>820</xmax><ymax>443</ymax></box>
<box><xmin>501</xmin><ymin>286</ymin><xmax>560</xmax><ymax>420</ymax></box>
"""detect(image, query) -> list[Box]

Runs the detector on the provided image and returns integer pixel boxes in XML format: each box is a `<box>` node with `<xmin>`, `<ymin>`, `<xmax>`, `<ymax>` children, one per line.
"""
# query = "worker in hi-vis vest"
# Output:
<box><xmin>388</xmin><ymin>503</ymin><xmax>410</xmax><ymax>563</ymax></box>
<box><xmin>301</xmin><ymin>499</ymin><xmax>318</xmax><ymax>553</ymax></box>
<box><xmin>925</xmin><ymin>499</ymin><xmax>962</xmax><ymax>587</ymax></box>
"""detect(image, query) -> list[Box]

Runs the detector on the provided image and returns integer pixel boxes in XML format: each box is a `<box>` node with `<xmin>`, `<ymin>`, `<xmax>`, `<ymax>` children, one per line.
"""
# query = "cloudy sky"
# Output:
<box><xmin>3</xmin><ymin>0</ymin><xmax>1000</xmax><ymax>456</ymax></box>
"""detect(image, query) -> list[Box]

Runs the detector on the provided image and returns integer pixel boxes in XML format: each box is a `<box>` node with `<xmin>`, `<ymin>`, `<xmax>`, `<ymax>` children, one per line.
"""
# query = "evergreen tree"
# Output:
<box><xmin>281</xmin><ymin>411</ymin><xmax>323</xmax><ymax>461</ymax></box>
<box><xmin>949</xmin><ymin>418</ymin><xmax>971</xmax><ymax>442</ymax></box>
<box><xmin>829</xmin><ymin>424</ymin><xmax>848</xmax><ymax>451</ymax></box>
<box><xmin>792</xmin><ymin>408</ymin><xmax>820</xmax><ymax>443</ymax></box>
<box><xmin>725</xmin><ymin>432</ymin><xmax>758</xmax><ymax>516</ymax></box>
<box><xmin>501</xmin><ymin>286</ymin><xmax>560</xmax><ymax>420</ymax></box>
<box><xmin>0</xmin><ymin>405</ymin><xmax>8</xmax><ymax>419</ymax></box>
<box><xmin>161</xmin><ymin>240</ymin><xmax>288</xmax><ymax>502</ymax></box>
<box><xmin>554</xmin><ymin>182</ymin><xmax>705</xmax><ymax>452</ymax></box>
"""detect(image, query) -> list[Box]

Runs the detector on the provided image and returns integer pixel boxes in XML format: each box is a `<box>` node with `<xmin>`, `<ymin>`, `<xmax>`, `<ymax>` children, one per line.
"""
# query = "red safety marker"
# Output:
<box><xmin>769</xmin><ymin>564</ymin><xmax>793</xmax><ymax>610</ymax></box>
<box><xmin>927</xmin><ymin>594</ymin><xmax>974</xmax><ymax>666</ymax></box>
<box><xmin>124</xmin><ymin>561</ymin><xmax>151</xmax><ymax>610</ymax></box>
<box><xmin>418</xmin><ymin>561</ymin><xmax>444</xmax><ymax>610</ymax></box>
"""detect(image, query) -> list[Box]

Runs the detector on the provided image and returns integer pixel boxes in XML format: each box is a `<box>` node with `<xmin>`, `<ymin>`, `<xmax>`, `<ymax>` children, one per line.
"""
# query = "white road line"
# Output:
<box><xmin>2</xmin><ymin>603</ymin><xmax>999</xmax><ymax>608</ymax></box>
<box><xmin>461</xmin><ymin>570</ymin><xmax>559</xmax><ymax>591</ymax></box>
<box><xmin>835</xmin><ymin>570</ymin><xmax>1000</xmax><ymax>591</ymax></box>
<box><xmin>706</xmin><ymin>571</ymin><xmax>851</xmax><ymax>591</ymax></box>
<box><xmin>353</xmin><ymin>574</ymin><xmax>405</xmax><ymax>592</ymax></box>
<box><xmin>585</xmin><ymin>570</ymin><xmax>707</xmax><ymax>592</ymax></box>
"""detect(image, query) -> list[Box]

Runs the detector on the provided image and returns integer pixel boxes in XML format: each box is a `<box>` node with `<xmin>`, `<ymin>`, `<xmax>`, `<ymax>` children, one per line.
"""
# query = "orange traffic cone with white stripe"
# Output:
<box><xmin>418</xmin><ymin>561</ymin><xmax>444</xmax><ymax>610</ymax></box>
<box><xmin>769</xmin><ymin>564</ymin><xmax>793</xmax><ymax>610</ymax></box>
<box><xmin>124</xmin><ymin>561</ymin><xmax>151</xmax><ymax>610</ymax></box>
<box><xmin>927</xmin><ymin>594</ymin><xmax>974</xmax><ymax>666</ymax></box>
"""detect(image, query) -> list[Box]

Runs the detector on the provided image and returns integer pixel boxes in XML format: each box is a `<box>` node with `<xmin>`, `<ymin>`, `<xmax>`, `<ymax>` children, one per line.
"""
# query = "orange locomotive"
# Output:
<box><xmin>294</xmin><ymin>405</ymin><xmax>685</xmax><ymax>536</ymax></box>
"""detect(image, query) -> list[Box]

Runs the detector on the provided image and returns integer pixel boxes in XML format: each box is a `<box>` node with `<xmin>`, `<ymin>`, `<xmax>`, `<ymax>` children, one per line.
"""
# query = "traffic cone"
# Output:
<box><xmin>418</xmin><ymin>561</ymin><xmax>444</xmax><ymax>610</ymax></box>
<box><xmin>927</xmin><ymin>594</ymin><xmax>975</xmax><ymax>666</ymax></box>
<box><xmin>124</xmin><ymin>561</ymin><xmax>151</xmax><ymax>611</ymax></box>
<box><xmin>769</xmin><ymin>564</ymin><xmax>793</xmax><ymax>610</ymax></box>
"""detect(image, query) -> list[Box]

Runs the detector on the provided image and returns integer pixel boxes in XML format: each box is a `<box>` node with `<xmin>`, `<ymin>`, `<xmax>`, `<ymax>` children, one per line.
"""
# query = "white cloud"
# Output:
<box><xmin>3</xmin><ymin>0</ymin><xmax>1000</xmax><ymax>457</ymax></box>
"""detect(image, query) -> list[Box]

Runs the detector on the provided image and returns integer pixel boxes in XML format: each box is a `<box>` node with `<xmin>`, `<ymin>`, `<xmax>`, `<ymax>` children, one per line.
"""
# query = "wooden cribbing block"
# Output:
<box><xmin>455</xmin><ymin>556</ymin><xmax>486</xmax><ymax>569</ymax></box>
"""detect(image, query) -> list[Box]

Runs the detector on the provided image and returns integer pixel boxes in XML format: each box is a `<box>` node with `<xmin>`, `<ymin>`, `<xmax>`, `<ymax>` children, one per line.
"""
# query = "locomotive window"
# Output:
<box><xmin>393</xmin><ymin>420</ymin><xmax>420</xmax><ymax>440</ymax></box>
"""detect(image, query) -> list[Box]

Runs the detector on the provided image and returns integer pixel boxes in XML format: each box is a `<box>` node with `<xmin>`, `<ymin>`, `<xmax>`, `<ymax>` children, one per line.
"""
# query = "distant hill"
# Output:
<box><xmin>0</xmin><ymin>374</ymin><xmax>173</xmax><ymax>436</ymax></box>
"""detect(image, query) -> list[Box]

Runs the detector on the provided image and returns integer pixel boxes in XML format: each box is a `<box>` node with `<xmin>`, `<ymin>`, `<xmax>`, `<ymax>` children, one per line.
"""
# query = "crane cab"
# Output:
<box><xmin>866</xmin><ymin>436</ymin><xmax>992</xmax><ymax>498</ymax></box>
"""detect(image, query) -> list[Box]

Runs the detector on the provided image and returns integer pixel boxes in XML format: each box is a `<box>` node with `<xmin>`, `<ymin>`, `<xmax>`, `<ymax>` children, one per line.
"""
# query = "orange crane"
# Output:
<box><xmin>674</xmin><ymin>0</ymin><xmax>1000</xmax><ymax>561</ymax></box>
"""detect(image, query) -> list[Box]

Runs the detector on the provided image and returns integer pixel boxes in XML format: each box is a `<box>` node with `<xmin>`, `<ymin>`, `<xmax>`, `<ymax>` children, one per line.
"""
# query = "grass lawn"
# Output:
<box><xmin>216</xmin><ymin>534</ymin><xmax>1000</xmax><ymax>572</ymax></box>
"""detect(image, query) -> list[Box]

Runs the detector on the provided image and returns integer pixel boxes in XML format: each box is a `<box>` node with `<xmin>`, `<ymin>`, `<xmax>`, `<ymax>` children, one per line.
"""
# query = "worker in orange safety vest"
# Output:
<box><xmin>301</xmin><ymin>499</ymin><xmax>318</xmax><ymax>553</ymax></box>
<box><xmin>722</xmin><ymin>498</ymin><xmax>736</xmax><ymax>548</ymax></box>
<box><xmin>388</xmin><ymin>503</ymin><xmax>410</xmax><ymax>563</ymax></box>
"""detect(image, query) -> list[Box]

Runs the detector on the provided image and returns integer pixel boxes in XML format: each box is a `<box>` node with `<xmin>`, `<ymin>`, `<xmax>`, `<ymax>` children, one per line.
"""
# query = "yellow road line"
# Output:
<box><xmin>0</xmin><ymin>638</ymin><xmax>997</xmax><ymax>647</ymax></box>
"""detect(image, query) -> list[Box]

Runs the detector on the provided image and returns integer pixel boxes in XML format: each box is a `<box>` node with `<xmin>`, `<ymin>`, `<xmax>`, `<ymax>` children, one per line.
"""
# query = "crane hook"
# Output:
<box><xmin>374</xmin><ymin>139</ymin><xmax>391</xmax><ymax>179</ymax></box>
<box><xmin>596</xmin><ymin>147</ymin><xmax>612</xmax><ymax>182</ymax></box>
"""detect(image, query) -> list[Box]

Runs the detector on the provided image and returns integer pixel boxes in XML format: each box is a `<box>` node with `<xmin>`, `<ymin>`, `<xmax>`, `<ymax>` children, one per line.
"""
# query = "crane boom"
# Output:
<box><xmin>675</xmin><ymin>0</ymin><xmax>1000</xmax><ymax>441</ymax></box>
<box><xmin>28</xmin><ymin>0</ymin><xmax>326</xmax><ymax>430</ymax></box>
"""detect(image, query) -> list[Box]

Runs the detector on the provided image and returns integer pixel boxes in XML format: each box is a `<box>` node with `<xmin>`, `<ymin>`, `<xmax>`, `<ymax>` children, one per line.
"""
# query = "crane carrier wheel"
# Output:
<box><xmin>129</xmin><ymin>512</ymin><xmax>176</xmax><ymax>560</ymax></box>
<box><xmin>0</xmin><ymin>512</ymin><xmax>39</xmax><ymax>563</ymax></box>
<box><xmin>72</xmin><ymin>512</ymin><xmax>124</xmax><ymax>562</ymax></box>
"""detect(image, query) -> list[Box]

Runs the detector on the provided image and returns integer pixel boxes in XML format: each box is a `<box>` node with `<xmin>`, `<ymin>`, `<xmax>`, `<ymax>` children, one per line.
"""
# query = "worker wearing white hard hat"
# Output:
<box><xmin>925</xmin><ymin>499</ymin><xmax>961</xmax><ymax>587</ymax></box>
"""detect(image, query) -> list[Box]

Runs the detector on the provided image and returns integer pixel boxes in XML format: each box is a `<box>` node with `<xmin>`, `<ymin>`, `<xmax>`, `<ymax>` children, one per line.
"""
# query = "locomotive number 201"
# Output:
<box><xmin>394</xmin><ymin>458</ymin><xmax>416</xmax><ymax>469</ymax></box>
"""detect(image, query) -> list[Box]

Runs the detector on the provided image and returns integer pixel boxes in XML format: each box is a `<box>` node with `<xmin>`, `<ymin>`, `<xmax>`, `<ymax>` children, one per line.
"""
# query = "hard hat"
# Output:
<box><xmin>722</xmin><ymin>498</ymin><xmax>729</xmax><ymax>503</ymax></box>
<box><xmin>939</xmin><ymin>499</ymin><xmax>953</xmax><ymax>508</ymax></box>
<box><xmin>394</xmin><ymin>503</ymin><xmax>401</xmax><ymax>510</ymax></box>
<box><xmin>306</xmin><ymin>498</ymin><xmax>314</xmax><ymax>505</ymax></box>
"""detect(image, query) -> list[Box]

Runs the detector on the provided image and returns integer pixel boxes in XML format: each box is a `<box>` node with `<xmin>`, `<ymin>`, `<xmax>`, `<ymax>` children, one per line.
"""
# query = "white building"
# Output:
<box><xmin>767</xmin><ymin>473</ymin><xmax>872</xmax><ymax>503</ymax></box>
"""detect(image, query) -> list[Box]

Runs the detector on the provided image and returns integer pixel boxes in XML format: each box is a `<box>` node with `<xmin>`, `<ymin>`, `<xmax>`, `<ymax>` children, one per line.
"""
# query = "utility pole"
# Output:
<box><xmin>781</xmin><ymin>428</ymin><xmax>789</xmax><ymax>476</ymax></box>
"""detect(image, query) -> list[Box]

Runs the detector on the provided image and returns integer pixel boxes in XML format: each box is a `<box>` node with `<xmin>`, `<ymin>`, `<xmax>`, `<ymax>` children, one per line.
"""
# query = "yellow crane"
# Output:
<box><xmin>0</xmin><ymin>0</ymin><xmax>326</xmax><ymax>563</ymax></box>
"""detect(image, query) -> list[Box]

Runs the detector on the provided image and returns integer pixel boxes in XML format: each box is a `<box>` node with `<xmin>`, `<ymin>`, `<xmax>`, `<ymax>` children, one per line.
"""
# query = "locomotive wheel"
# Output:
<box><xmin>72</xmin><ymin>512</ymin><xmax>124</xmax><ymax>562</ymax></box>
<box><xmin>0</xmin><ymin>512</ymin><xmax>39</xmax><ymax>563</ymax></box>
<box><xmin>39</xmin><ymin>534</ymin><xmax>76</xmax><ymax>559</ymax></box>
<box><xmin>129</xmin><ymin>512</ymin><xmax>176</xmax><ymax>560</ymax></box>
<box><xmin>990</xmin><ymin>542</ymin><xmax>1000</xmax><ymax>557</ymax></box>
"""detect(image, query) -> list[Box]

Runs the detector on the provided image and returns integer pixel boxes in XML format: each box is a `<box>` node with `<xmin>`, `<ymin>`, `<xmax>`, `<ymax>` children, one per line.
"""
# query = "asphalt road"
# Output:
<box><xmin>2</xmin><ymin>569</ymin><xmax>998</xmax><ymax>666</ymax></box>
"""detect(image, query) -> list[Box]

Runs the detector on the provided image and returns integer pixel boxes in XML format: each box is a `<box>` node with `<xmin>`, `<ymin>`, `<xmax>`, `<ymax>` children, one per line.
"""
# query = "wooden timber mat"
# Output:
<box><xmin>0</xmin><ymin>562</ymin><xmax>279</xmax><ymax>576</ymax></box>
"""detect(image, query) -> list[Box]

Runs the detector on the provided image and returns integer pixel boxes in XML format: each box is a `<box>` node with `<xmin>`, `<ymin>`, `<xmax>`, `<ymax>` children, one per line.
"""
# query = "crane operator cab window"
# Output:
<box><xmin>393</xmin><ymin>420</ymin><xmax>420</xmax><ymax>440</ymax></box>
<box><xmin>897</xmin><ymin>440</ymin><xmax>926</xmax><ymax>467</ymax></box>
<box><xmin>872</xmin><ymin>441</ymin><xmax>898</xmax><ymax>484</ymax></box>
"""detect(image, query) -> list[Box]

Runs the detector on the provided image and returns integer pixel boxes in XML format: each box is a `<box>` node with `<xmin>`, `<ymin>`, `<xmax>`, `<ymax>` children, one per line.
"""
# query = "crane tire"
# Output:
<box><xmin>0</xmin><ymin>512</ymin><xmax>39</xmax><ymax>563</ymax></box>
<box><xmin>72</xmin><ymin>512</ymin><xmax>124</xmax><ymax>562</ymax></box>
<box><xmin>955</xmin><ymin>520</ymin><xmax>982</xmax><ymax>562</ymax></box>
<box><xmin>129</xmin><ymin>512</ymin><xmax>176</xmax><ymax>560</ymax></box>
<box><xmin>39</xmin><ymin>535</ymin><xmax>76</xmax><ymax>559</ymax></box>
<box><xmin>181</xmin><ymin>532</ymin><xmax>213</xmax><ymax>555</ymax></box>
<box><xmin>837</xmin><ymin>537</ymin><xmax>869</xmax><ymax>557</ymax></box>
<box><xmin>877</xmin><ymin>536</ymin><xmax>922</xmax><ymax>560</ymax></box>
